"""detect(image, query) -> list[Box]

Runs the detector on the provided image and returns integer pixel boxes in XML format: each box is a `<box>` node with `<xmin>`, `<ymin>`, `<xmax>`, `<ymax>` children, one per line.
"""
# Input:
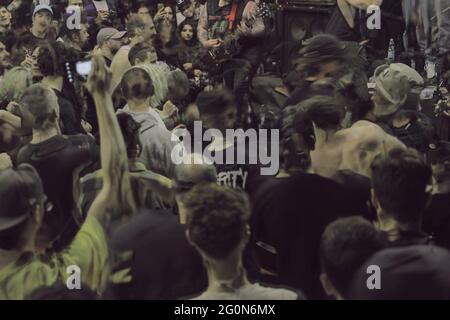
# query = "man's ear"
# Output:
<box><xmin>320</xmin><ymin>273</ymin><xmax>335</xmax><ymax>297</ymax></box>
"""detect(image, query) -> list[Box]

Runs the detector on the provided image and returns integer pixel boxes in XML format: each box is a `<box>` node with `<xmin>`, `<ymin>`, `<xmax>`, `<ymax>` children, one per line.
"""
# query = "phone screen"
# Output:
<box><xmin>76</xmin><ymin>60</ymin><xmax>92</xmax><ymax>77</ymax></box>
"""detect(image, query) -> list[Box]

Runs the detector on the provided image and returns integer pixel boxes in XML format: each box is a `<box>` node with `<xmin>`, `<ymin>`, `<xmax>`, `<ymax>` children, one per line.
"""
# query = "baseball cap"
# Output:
<box><xmin>97</xmin><ymin>27</ymin><xmax>127</xmax><ymax>45</ymax></box>
<box><xmin>33</xmin><ymin>4</ymin><xmax>53</xmax><ymax>17</ymax></box>
<box><xmin>373</xmin><ymin>64</ymin><xmax>411</xmax><ymax>116</ymax></box>
<box><xmin>0</xmin><ymin>164</ymin><xmax>45</xmax><ymax>232</ymax></box>
<box><xmin>349</xmin><ymin>245</ymin><xmax>450</xmax><ymax>300</ymax></box>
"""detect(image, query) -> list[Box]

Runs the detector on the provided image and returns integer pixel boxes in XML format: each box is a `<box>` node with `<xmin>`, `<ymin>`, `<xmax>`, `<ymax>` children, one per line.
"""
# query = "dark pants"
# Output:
<box><xmin>222</xmin><ymin>44</ymin><xmax>262</xmax><ymax>123</ymax></box>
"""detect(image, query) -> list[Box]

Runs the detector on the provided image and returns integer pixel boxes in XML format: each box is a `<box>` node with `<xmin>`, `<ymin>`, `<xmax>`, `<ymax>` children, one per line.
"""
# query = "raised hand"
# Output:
<box><xmin>85</xmin><ymin>55</ymin><xmax>112</xmax><ymax>97</ymax></box>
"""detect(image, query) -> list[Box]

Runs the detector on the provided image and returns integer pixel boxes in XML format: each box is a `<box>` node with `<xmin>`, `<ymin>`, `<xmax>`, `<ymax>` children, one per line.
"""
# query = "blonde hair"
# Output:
<box><xmin>0</xmin><ymin>67</ymin><xmax>33</xmax><ymax>102</ymax></box>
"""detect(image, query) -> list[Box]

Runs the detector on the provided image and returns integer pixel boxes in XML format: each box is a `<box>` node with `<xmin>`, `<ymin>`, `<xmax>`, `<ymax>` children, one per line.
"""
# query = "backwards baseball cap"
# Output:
<box><xmin>349</xmin><ymin>245</ymin><xmax>450</xmax><ymax>300</ymax></box>
<box><xmin>373</xmin><ymin>64</ymin><xmax>411</xmax><ymax>116</ymax></box>
<box><xmin>33</xmin><ymin>4</ymin><xmax>53</xmax><ymax>17</ymax></box>
<box><xmin>0</xmin><ymin>164</ymin><xmax>45</xmax><ymax>232</ymax></box>
<box><xmin>97</xmin><ymin>27</ymin><xmax>127</xmax><ymax>45</ymax></box>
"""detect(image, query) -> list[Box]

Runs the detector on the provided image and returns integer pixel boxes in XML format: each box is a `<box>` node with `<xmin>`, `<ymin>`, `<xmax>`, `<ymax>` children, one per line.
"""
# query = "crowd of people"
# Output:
<box><xmin>0</xmin><ymin>0</ymin><xmax>450</xmax><ymax>300</ymax></box>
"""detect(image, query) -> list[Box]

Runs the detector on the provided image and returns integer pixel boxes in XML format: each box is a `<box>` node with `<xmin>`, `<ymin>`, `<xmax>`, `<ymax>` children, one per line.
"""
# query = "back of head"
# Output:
<box><xmin>294</xmin><ymin>34</ymin><xmax>347</xmax><ymax>76</ymax></box>
<box><xmin>167</xmin><ymin>69</ymin><xmax>189</xmax><ymax>103</ymax></box>
<box><xmin>296</xmin><ymin>95</ymin><xmax>344</xmax><ymax>133</ymax></box>
<box><xmin>319</xmin><ymin>216</ymin><xmax>388</xmax><ymax>299</ymax></box>
<box><xmin>185</xmin><ymin>183</ymin><xmax>250</xmax><ymax>260</ymax></box>
<box><xmin>120</xmin><ymin>67</ymin><xmax>154</xmax><ymax>101</ymax></box>
<box><xmin>0</xmin><ymin>66</ymin><xmax>33</xmax><ymax>102</ymax></box>
<box><xmin>196</xmin><ymin>88</ymin><xmax>235</xmax><ymax>116</ymax></box>
<box><xmin>349</xmin><ymin>245</ymin><xmax>450</xmax><ymax>300</ymax></box>
<box><xmin>20</xmin><ymin>83</ymin><xmax>59</xmax><ymax>131</ymax></box>
<box><xmin>371</xmin><ymin>148</ymin><xmax>432</xmax><ymax>224</ymax></box>
<box><xmin>37</xmin><ymin>41</ymin><xmax>66</xmax><ymax>77</ymax></box>
<box><xmin>128</xmin><ymin>41</ymin><xmax>151</xmax><ymax>66</ymax></box>
<box><xmin>117</xmin><ymin>113</ymin><xmax>142</xmax><ymax>158</ymax></box>
<box><xmin>0</xmin><ymin>164</ymin><xmax>45</xmax><ymax>251</ymax></box>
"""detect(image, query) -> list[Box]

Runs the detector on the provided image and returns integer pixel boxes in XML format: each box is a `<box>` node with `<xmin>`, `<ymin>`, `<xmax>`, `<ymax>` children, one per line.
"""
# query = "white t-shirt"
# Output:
<box><xmin>192</xmin><ymin>283</ymin><xmax>299</xmax><ymax>300</ymax></box>
<box><xmin>121</xmin><ymin>104</ymin><xmax>166</xmax><ymax>129</ymax></box>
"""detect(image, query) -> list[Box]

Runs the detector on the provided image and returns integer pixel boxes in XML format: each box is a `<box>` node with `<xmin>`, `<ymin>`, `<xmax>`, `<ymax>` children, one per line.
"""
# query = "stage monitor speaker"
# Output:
<box><xmin>277</xmin><ymin>5</ymin><xmax>334</xmax><ymax>73</ymax></box>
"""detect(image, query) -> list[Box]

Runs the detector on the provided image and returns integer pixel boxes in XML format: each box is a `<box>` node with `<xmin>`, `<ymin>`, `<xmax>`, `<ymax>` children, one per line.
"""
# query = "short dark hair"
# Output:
<box><xmin>196</xmin><ymin>88</ymin><xmax>235</xmax><ymax>116</ymax></box>
<box><xmin>120</xmin><ymin>67</ymin><xmax>153</xmax><ymax>100</ymax></box>
<box><xmin>20</xmin><ymin>84</ymin><xmax>58</xmax><ymax>131</ymax></box>
<box><xmin>294</xmin><ymin>34</ymin><xmax>347</xmax><ymax>77</ymax></box>
<box><xmin>371</xmin><ymin>148</ymin><xmax>432</xmax><ymax>224</ymax></box>
<box><xmin>117</xmin><ymin>112</ymin><xmax>142</xmax><ymax>158</ymax></box>
<box><xmin>37</xmin><ymin>41</ymin><xmax>65</xmax><ymax>77</ymax></box>
<box><xmin>185</xmin><ymin>183</ymin><xmax>251</xmax><ymax>260</ymax></box>
<box><xmin>319</xmin><ymin>216</ymin><xmax>388</xmax><ymax>298</ymax></box>
<box><xmin>292</xmin><ymin>96</ymin><xmax>343</xmax><ymax>152</ymax></box>
<box><xmin>128</xmin><ymin>41</ymin><xmax>151</xmax><ymax>66</ymax></box>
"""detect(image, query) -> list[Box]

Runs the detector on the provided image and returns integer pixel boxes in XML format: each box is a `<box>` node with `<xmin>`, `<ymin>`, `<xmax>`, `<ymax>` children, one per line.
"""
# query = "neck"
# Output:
<box><xmin>377</xmin><ymin>213</ymin><xmax>422</xmax><ymax>241</ymax></box>
<box><xmin>129</xmin><ymin>37</ymin><xmax>141</xmax><ymax>47</ymax></box>
<box><xmin>31</xmin><ymin>26</ymin><xmax>46</xmax><ymax>39</ymax></box>
<box><xmin>101</xmin><ymin>48</ymin><xmax>113</xmax><ymax>61</ymax></box>
<box><xmin>0</xmin><ymin>23</ymin><xmax>11</xmax><ymax>31</ymax></box>
<box><xmin>31</xmin><ymin>127</ymin><xmax>59</xmax><ymax>144</ymax></box>
<box><xmin>314</xmin><ymin>127</ymin><xmax>337</xmax><ymax>149</ymax></box>
<box><xmin>69</xmin><ymin>39</ymin><xmax>82</xmax><ymax>51</ymax></box>
<box><xmin>42</xmin><ymin>76</ymin><xmax>63</xmax><ymax>91</ymax></box>
<box><xmin>206</xmin><ymin>253</ymin><xmax>249</xmax><ymax>293</ymax></box>
<box><xmin>128</xmin><ymin>99</ymin><xmax>149</xmax><ymax>113</ymax></box>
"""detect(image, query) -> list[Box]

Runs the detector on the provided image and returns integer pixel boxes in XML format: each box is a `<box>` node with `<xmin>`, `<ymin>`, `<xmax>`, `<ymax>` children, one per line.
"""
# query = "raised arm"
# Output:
<box><xmin>85</xmin><ymin>55</ymin><xmax>136</xmax><ymax>224</ymax></box>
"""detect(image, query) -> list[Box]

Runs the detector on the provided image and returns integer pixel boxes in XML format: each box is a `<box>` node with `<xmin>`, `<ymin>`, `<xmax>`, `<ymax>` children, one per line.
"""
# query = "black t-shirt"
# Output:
<box><xmin>107</xmin><ymin>209</ymin><xmax>207</xmax><ymax>300</ymax></box>
<box><xmin>325</xmin><ymin>6</ymin><xmax>361</xmax><ymax>42</ymax></box>
<box><xmin>16</xmin><ymin>134</ymin><xmax>99</xmax><ymax>251</ymax></box>
<box><xmin>423</xmin><ymin>193</ymin><xmax>450</xmax><ymax>251</ymax></box>
<box><xmin>53</xmin><ymin>89</ymin><xmax>84</xmax><ymax>135</ymax></box>
<box><xmin>250</xmin><ymin>172</ymin><xmax>371</xmax><ymax>299</ymax></box>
